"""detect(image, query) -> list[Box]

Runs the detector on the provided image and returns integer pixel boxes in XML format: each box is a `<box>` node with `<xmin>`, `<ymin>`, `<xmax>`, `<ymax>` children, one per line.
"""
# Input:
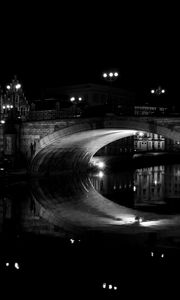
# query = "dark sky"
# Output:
<box><xmin>0</xmin><ymin>3</ymin><xmax>179</xmax><ymax>101</ymax></box>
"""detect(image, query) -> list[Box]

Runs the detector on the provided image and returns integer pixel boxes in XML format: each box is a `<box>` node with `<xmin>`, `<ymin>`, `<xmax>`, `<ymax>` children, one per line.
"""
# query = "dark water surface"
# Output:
<box><xmin>1</xmin><ymin>154</ymin><xmax>180</xmax><ymax>296</ymax></box>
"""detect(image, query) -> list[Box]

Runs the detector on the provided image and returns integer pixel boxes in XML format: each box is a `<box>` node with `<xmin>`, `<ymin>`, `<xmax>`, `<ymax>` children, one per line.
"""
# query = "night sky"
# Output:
<box><xmin>0</xmin><ymin>3</ymin><xmax>179</xmax><ymax>102</ymax></box>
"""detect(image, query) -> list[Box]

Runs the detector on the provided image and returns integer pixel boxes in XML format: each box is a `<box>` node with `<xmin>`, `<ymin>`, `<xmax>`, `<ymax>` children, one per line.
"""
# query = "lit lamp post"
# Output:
<box><xmin>70</xmin><ymin>96</ymin><xmax>83</xmax><ymax>117</ymax></box>
<box><xmin>0</xmin><ymin>76</ymin><xmax>24</xmax><ymax>166</ymax></box>
<box><xmin>150</xmin><ymin>86</ymin><xmax>166</xmax><ymax>95</ymax></box>
<box><xmin>150</xmin><ymin>85</ymin><xmax>166</xmax><ymax>117</ymax></box>
<box><xmin>102</xmin><ymin>71</ymin><xmax>119</xmax><ymax>112</ymax></box>
<box><xmin>6</xmin><ymin>76</ymin><xmax>22</xmax><ymax>120</ymax></box>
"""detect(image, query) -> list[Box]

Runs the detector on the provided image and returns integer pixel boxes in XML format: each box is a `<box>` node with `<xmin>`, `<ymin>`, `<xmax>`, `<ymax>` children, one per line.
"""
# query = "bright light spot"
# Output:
<box><xmin>133</xmin><ymin>186</ymin><xmax>136</xmax><ymax>192</ymax></box>
<box><xmin>109</xmin><ymin>285</ymin><xmax>113</xmax><ymax>289</ymax></box>
<box><xmin>15</xmin><ymin>83</ymin><xmax>21</xmax><ymax>89</ymax></box>
<box><xmin>114</xmin><ymin>72</ymin><xmax>118</xmax><ymax>77</ymax></box>
<box><xmin>98</xmin><ymin>171</ymin><xmax>104</xmax><ymax>178</ymax></box>
<box><xmin>161</xmin><ymin>89</ymin><xmax>165</xmax><ymax>93</ymax></box>
<box><xmin>151</xmin><ymin>89</ymin><xmax>155</xmax><ymax>94</ymax></box>
<box><xmin>151</xmin><ymin>252</ymin><xmax>154</xmax><ymax>257</ymax></box>
<box><xmin>103</xmin><ymin>283</ymin><xmax>106</xmax><ymax>289</ymax></box>
<box><xmin>6</xmin><ymin>85</ymin><xmax>11</xmax><ymax>90</ymax></box>
<box><xmin>10</xmin><ymin>105</ymin><xmax>13</xmax><ymax>108</ymax></box>
<box><xmin>70</xmin><ymin>238</ymin><xmax>75</xmax><ymax>244</ymax></box>
<box><xmin>6</xmin><ymin>262</ymin><xmax>9</xmax><ymax>267</ymax></box>
<box><xmin>124</xmin><ymin>217</ymin><xmax>136</xmax><ymax>224</ymax></box>
<box><xmin>78</xmin><ymin>97</ymin><xmax>82</xmax><ymax>101</ymax></box>
<box><xmin>14</xmin><ymin>262</ymin><xmax>20</xmax><ymax>269</ymax></box>
<box><xmin>109</xmin><ymin>72</ymin><xmax>113</xmax><ymax>77</ymax></box>
<box><xmin>114</xmin><ymin>286</ymin><xmax>117</xmax><ymax>290</ymax></box>
<box><xmin>2</xmin><ymin>106</ymin><xmax>5</xmax><ymax>109</ymax></box>
<box><xmin>135</xmin><ymin>216</ymin><xmax>143</xmax><ymax>223</ymax></box>
<box><xmin>140</xmin><ymin>220</ymin><xmax>164</xmax><ymax>227</ymax></box>
<box><xmin>103</xmin><ymin>73</ymin><xmax>107</xmax><ymax>78</ymax></box>
<box><xmin>161</xmin><ymin>254</ymin><xmax>164</xmax><ymax>258</ymax></box>
<box><xmin>70</xmin><ymin>97</ymin><xmax>75</xmax><ymax>102</ymax></box>
<box><xmin>0</xmin><ymin>168</ymin><xmax>4</xmax><ymax>171</ymax></box>
<box><xmin>97</xmin><ymin>161</ymin><xmax>105</xmax><ymax>169</ymax></box>
<box><xmin>139</xmin><ymin>132</ymin><xmax>144</xmax><ymax>137</ymax></box>
<box><xmin>0</xmin><ymin>120</ymin><xmax>5</xmax><ymax>124</ymax></box>
<box><xmin>154</xmin><ymin>180</ymin><xmax>158</xmax><ymax>185</ymax></box>
<box><xmin>7</xmin><ymin>105</ymin><xmax>10</xmax><ymax>108</ymax></box>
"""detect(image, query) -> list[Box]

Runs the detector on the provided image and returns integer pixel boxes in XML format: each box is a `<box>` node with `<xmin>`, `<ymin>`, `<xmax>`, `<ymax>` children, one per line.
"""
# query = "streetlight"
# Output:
<box><xmin>102</xmin><ymin>72</ymin><xmax>119</xmax><ymax>81</ymax></box>
<box><xmin>5</xmin><ymin>76</ymin><xmax>22</xmax><ymax>120</ymax></box>
<box><xmin>102</xmin><ymin>70</ymin><xmax>119</xmax><ymax>113</ymax></box>
<box><xmin>70</xmin><ymin>96</ymin><xmax>83</xmax><ymax>117</ymax></box>
<box><xmin>150</xmin><ymin>86</ymin><xmax>166</xmax><ymax>95</ymax></box>
<box><xmin>0</xmin><ymin>76</ymin><xmax>29</xmax><ymax>167</ymax></box>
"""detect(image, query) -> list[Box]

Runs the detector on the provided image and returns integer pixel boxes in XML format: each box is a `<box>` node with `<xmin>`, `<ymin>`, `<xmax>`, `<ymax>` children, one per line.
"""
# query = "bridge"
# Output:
<box><xmin>16</xmin><ymin>116</ymin><xmax>180</xmax><ymax>174</ymax></box>
<box><xmin>2</xmin><ymin>115</ymin><xmax>180</xmax><ymax>240</ymax></box>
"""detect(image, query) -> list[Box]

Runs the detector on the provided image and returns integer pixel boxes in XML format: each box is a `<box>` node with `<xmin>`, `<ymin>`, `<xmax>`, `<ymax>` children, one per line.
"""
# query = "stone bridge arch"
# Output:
<box><xmin>29</xmin><ymin>117</ymin><xmax>180</xmax><ymax>175</ymax></box>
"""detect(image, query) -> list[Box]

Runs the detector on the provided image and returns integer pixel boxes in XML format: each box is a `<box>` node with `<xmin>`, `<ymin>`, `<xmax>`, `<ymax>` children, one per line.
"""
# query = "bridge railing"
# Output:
<box><xmin>26</xmin><ymin>106</ymin><xmax>180</xmax><ymax>121</ymax></box>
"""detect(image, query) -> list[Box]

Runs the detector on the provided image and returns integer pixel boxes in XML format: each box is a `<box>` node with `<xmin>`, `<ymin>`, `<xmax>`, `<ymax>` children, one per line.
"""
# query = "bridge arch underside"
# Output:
<box><xmin>31</xmin><ymin>118</ymin><xmax>180</xmax><ymax>175</ymax></box>
<box><xmin>31</xmin><ymin>129</ymin><xmax>137</xmax><ymax>174</ymax></box>
<box><xmin>30</xmin><ymin>120</ymin><xmax>180</xmax><ymax>233</ymax></box>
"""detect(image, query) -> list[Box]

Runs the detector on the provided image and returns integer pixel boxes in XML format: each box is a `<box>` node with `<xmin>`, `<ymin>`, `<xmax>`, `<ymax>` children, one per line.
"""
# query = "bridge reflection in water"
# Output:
<box><xmin>2</xmin><ymin>163</ymin><xmax>180</xmax><ymax>295</ymax></box>
<box><xmin>2</xmin><ymin>165</ymin><xmax>180</xmax><ymax>239</ymax></box>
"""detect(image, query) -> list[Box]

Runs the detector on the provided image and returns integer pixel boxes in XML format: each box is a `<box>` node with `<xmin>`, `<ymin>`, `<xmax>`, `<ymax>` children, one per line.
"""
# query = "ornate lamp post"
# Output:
<box><xmin>150</xmin><ymin>85</ymin><xmax>166</xmax><ymax>117</ymax></box>
<box><xmin>150</xmin><ymin>86</ymin><xmax>166</xmax><ymax>95</ymax></box>
<box><xmin>5</xmin><ymin>76</ymin><xmax>23</xmax><ymax>120</ymax></box>
<box><xmin>0</xmin><ymin>76</ymin><xmax>29</xmax><ymax>167</ymax></box>
<box><xmin>102</xmin><ymin>71</ymin><xmax>119</xmax><ymax>112</ymax></box>
<box><xmin>70</xmin><ymin>96</ymin><xmax>83</xmax><ymax>117</ymax></box>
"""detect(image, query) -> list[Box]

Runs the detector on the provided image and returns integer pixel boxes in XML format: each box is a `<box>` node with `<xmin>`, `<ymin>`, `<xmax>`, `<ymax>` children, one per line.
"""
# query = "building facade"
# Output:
<box><xmin>95</xmin><ymin>132</ymin><xmax>179</xmax><ymax>157</ymax></box>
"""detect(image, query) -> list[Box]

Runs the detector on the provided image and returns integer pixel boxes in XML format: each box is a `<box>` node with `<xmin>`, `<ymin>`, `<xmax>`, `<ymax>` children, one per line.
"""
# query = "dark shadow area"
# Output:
<box><xmin>1</xmin><ymin>231</ymin><xmax>180</xmax><ymax>297</ymax></box>
<box><xmin>1</xmin><ymin>156</ymin><xmax>180</xmax><ymax>297</ymax></box>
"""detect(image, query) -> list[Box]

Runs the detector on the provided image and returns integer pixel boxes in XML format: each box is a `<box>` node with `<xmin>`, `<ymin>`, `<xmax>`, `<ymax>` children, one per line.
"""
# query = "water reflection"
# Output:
<box><xmin>1</xmin><ymin>162</ymin><xmax>180</xmax><ymax>240</ymax></box>
<box><xmin>90</xmin><ymin>163</ymin><xmax>180</xmax><ymax>213</ymax></box>
<box><xmin>0</xmin><ymin>181</ymin><xmax>63</xmax><ymax>238</ymax></box>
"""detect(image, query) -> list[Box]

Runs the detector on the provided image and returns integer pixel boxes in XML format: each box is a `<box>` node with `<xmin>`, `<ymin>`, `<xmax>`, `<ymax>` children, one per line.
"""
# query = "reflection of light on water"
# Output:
<box><xmin>98</xmin><ymin>171</ymin><xmax>104</xmax><ymax>178</ymax></box>
<box><xmin>140</xmin><ymin>220</ymin><xmax>164</xmax><ymax>227</ymax></box>
<box><xmin>125</xmin><ymin>217</ymin><xmax>136</xmax><ymax>224</ymax></box>
<box><xmin>14</xmin><ymin>262</ymin><xmax>20</xmax><ymax>270</ymax></box>
<box><xmin>112</xmin><ymin>216</ymin><xmax>166</xmax><ymax>227</ymax></box>
<box><xmin>91</xmin><ymin>157</ymin><xmax>105</xmax><ymax>169</ymax></box>
<box><xmin>97</xmin><ymin>161</ymin><xmax>105</xmax><ymax>169</ymax></box>
<box><xmin>113</xmin><ymin>216</ymin><xmax>137</xmax><ymax>224</ymax></box>
<box><xmin>135</xmin><ymin>216</ymin><xmax>143</xmax><ymax>223</ymax></box>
